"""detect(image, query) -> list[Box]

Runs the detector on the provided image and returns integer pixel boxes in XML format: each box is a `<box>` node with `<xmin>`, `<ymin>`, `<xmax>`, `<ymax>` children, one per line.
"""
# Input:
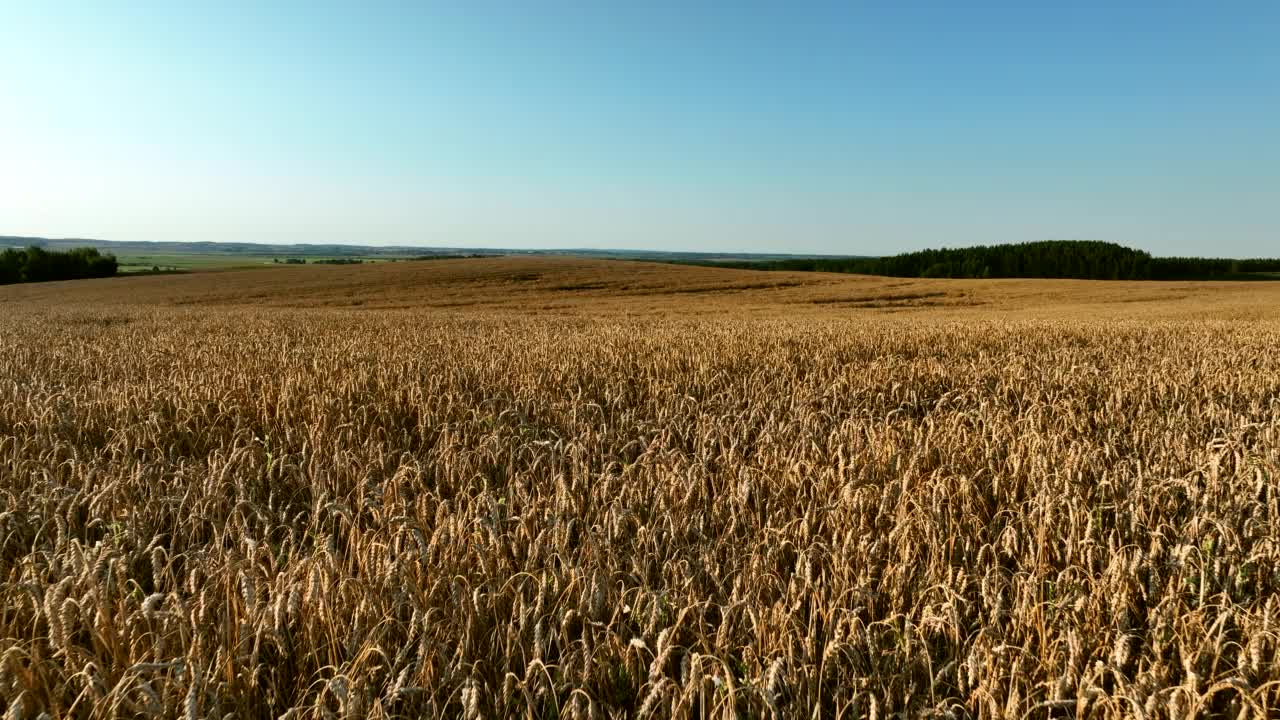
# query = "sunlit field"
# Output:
<box><xmin>2</xmin><ymin>258</ymin><xmax>1279</xmax><ymax>718</ymax></box>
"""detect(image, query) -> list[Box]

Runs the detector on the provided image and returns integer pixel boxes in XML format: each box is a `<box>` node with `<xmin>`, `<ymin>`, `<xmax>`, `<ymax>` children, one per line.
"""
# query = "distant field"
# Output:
<box><xmin>114</xmin><ymin>252</ymin><xmax>397</xmax><ymax>272</ymax></box>
<box><xmin>6</xmin><ymin>255</ymin><xmax>1280</xmax><ymax>318</ymax></box>
<box><xmin>2</xmin><ymin>258</ymin><xmax>1279</xmax><ymax>717</ymax></box>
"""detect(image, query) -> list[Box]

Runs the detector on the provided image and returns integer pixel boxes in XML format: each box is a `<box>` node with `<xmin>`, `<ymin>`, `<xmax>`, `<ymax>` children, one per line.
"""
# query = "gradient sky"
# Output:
<box><xmin>1</xmin><ymin>2</ymin><xmax>1276</xmax><ymax>255</ymax></box>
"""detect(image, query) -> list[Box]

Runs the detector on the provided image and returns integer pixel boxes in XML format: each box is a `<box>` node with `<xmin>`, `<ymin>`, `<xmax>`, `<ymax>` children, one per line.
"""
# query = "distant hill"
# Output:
<box><xmin>0</xmin><ymin>235</ymin><xmax>491</xmax><ymax>258</ymax></box>
<box><xmin>703</xmin><ymin>240</ymin><xmax>1280</xmax><ymax>281</ymax></box>
<box><xmin>0</xmin><ymin>235</ymin><xmax>865</xmax><ymax>264</ymax></box>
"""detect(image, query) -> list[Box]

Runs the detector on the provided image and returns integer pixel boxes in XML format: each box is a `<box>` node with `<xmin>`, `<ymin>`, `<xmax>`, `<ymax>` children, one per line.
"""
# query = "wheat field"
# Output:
<box><xmin>2</xmin><ymin>258</ymin><xmax>1279</xmax><ymax>718</ymax></box>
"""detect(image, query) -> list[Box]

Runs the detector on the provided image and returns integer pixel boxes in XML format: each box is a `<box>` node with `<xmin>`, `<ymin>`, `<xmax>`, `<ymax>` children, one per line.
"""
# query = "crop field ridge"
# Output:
<box><xmin>1</xmin><ymin>258</ymin><xmax>1279</xmax><ymax>718</ymax></box>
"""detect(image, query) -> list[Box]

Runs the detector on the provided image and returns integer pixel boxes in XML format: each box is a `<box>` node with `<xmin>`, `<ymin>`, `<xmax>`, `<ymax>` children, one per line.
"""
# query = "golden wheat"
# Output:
<box><xmin>1</xmin><ymin>259</ymin><xmax>1279</xmax><ymax>718</ymax></box>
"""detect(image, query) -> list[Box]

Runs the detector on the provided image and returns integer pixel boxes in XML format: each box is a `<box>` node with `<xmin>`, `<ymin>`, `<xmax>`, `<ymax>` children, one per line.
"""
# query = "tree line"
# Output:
<box><xmin>705</xmin><ymin>241</ymin><xmax>1280</xmax><ymax>280</ymax></box>
<box><xmin>0</xmin><ymin>246</ymin><xmax>118</xmax><ymax>285</ymax></box>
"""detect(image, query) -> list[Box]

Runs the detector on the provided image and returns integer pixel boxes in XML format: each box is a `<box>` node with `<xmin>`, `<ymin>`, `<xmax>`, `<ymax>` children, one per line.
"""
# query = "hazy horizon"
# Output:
<box><xmin>5</xmin><ymin>231</ymin><xmax>1279</xmax><ymax>261</ymax></box>
<box><xmin>3</xmin><ymin>3</ymin><xmax>1277</xmax><ymax>256</ymax></box>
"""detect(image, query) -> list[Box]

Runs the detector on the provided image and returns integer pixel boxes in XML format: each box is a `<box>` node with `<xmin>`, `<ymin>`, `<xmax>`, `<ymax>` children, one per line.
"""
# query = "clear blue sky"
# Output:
<box><xmin>2</xmin><ymin>1</ymin><xmax>1276</xmax><ymax>255</ymax></box>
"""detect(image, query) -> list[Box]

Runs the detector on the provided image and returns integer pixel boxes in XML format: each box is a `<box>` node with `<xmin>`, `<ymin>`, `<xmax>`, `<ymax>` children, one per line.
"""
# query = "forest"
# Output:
<box><xmin>706</xmin><ymin>241</ymin><xmax>1280</xmax><ymax>280</ymax></box>
<box><xmin>0</xmin><ymin>246</ymin><xmax>119</xmax><ymax>285</ymax></box>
